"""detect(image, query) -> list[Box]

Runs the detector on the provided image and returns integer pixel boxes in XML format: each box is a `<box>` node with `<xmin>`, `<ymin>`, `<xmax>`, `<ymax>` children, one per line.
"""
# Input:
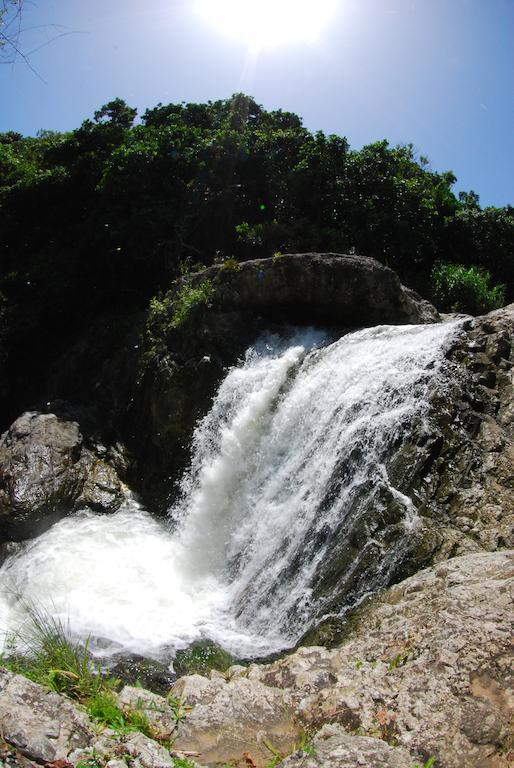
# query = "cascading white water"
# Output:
<box><xmin>0</xmin><ymin>322</ymin><xmax>459</xmax><ymax>659</ymax></box>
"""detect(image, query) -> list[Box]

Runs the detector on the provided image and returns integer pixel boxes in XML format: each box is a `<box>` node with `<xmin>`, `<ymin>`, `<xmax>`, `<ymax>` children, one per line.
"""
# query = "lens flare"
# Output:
<box><xmin>195</xmin><ymin>0</ymin><xmax>338</xmax><ymax>50</ymax></box>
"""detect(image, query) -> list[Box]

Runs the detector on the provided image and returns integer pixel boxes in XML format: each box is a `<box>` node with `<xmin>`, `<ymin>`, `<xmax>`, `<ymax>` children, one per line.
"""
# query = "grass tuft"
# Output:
<box><xmin>1</xmin><ymin>597</ymin><xmax>104</xmax><ymax>702</ymax></box>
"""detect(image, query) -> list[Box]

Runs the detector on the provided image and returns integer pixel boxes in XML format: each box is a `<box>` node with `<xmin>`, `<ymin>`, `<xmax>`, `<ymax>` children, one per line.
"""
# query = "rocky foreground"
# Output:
<box><xmin>1</xmin><ymin>550</ymin><xmax>512</xmax><ymax>768</ymax></box>
<box><xmin>0</xmin><ymin>259</ymin><xmax>513</xmax><ymax>767</ymax></box>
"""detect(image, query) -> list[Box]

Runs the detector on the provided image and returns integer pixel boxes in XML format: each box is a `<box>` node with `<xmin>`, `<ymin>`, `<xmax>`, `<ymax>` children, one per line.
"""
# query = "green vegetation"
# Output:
<box><xmin>431</xmin><ymin>262</ymin><xmax>506</xmax><ymax>315</ymax></box>
<box><xmin>75</xmin><ymin>756</ymin><xmax>103</xmax><ymax>768</ymax></box>
<box><xmin>0</xmin><ymin>93</ymin><xmax>512</xmax><ymax>423</ymax></box>
<box><xmin>169</xmin><ymin>280</ymin><xmax>214</xmax><ymax>329</ymax></box>
<box><xmin>412</xmin><ymin>758</ymin><xmax>436</xmax><ymax>768</ymax></box>
<box><xmin>0</xmin><ymin>601</ymin><xmax>104</xmax><ymax>701</ymax></box>
<box><xmin>387</xmin><ymin>647</ymin><xmax>418</xmax><ymax>671</ymax></box>
<box><xmin>262</xmin><ymin>731</ymin><xmax>315</xmax><ymax>766</ymax></box>
<box><xmin>172</xmin><ymin>759</ymin><xmax>196</xmax><ymax>768</ymax></box>
<box><xmin>87</xmin><ymin>690</ymin><xmax>151</xmax><ymax>736</ymax></box>
<box><xmin>0</xmin><ymin>599</ymin><xmax>184</xmax><ymax>744</ymax></box>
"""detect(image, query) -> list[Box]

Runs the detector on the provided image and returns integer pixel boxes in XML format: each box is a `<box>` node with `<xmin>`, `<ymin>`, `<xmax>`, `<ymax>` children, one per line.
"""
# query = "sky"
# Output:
<box><xmin>2</xmin><ymin>0</ymin><xmax>513</xmax><ymax>207</ymax></box>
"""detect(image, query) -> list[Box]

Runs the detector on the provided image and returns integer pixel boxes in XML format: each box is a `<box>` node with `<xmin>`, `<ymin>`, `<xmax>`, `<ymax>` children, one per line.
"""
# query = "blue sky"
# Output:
<box><xmin>2</xmin><ymin>0</ymin><xmax>513</xmax><ymax>207</ymax></box>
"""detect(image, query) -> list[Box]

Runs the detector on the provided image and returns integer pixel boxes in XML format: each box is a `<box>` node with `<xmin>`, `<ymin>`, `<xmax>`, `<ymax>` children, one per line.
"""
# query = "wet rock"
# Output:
<box><xmin>412</xmin><ymin>303</ymin><xmax>514</xmax><ymax>559</ymax></box>
<box><xmin>0</xmin><ymin>668</ymin><xmax>94</xmax><ymax>763</ymax></box>
<box><xmin>0</xmin><ymin>412</ymin><xmax>128</xmax><ymax>541</ymax></box>
<box><xmin>108</xmin><ymin>653</ymin><xmax>175</xmax><ymax>696</ymax></box>
<box><xmin>173</xmin><ymin>639</ymin><xmax>234</xmax><ymax>678</ymax></box>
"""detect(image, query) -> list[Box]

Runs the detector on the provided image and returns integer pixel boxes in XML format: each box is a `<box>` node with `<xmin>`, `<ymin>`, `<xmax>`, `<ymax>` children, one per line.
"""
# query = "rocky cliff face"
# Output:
<box><xmin>1</xmin><ymin>253</ymin><xmax>440</xmax><ymax>518</ymax></box>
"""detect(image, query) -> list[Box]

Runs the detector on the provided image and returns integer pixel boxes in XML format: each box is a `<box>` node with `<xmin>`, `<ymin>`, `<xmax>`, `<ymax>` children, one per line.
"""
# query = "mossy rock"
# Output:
<box><xmin>108</xmin><ymin>653</ymin><xmax>175</xmax><ymax>696</ymax></box>
<box><xmin>174</xmin><ymin>640</ymin><xmax>234</xmax><ymax>678</ymax></box>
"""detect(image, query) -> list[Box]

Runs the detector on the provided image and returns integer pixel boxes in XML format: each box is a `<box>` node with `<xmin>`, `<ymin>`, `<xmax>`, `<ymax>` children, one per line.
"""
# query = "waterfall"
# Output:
<box><xmin>0</xmin><ymin>322</ymin><xmax>459</xmax><ymax>659</ymax></box>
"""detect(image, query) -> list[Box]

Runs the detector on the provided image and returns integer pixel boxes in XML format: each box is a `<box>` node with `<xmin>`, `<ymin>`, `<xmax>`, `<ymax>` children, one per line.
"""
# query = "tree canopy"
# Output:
<box><xmin>0</xmin><ymin>94</ymin><xmax>512</xmax><ymax>421</ymax></box>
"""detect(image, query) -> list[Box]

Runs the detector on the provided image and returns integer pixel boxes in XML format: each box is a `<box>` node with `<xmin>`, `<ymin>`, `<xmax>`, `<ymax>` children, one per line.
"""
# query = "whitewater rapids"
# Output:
<box><xmin>0</xmin><ymin>322</ymin><xmax>459</xmax><ymax>659</ymax></box>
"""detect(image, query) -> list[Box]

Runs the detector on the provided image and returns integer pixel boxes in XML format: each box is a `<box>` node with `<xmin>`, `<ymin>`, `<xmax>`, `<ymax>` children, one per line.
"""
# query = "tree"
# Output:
<box><xmin>0</xmin><ymin>0</ymin><xmax>23</xmax><ymax>64</ymax></box>
<box><xmin>94</xmin><ymin>99</ymin><xmax>137</xmax><ymax>130</ymax></box>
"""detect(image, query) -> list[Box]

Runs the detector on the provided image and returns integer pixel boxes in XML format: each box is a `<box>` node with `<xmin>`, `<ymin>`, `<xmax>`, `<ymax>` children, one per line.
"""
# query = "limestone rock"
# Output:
<box><xmin>113</xmin><ymin>731</ymin><xmax>173</xmax><ymax>768</ymax></box>
<box><xmin>117</xmin><ymin>685</ymin><xmax>178</xmax><ymax>740</ymax></box>
<box><xmin>0</xmin><ymin>667</ymin><xmax>94</xmax><ymax>763</ymax></box>
<box><xmin>281</xmin><ymin>723</ymin><xmax>413</xmax><ymax>768</ymax></box>
<box><xmin>0</xmin><ymin>411</ymin><xmax>128</xmax><ymax>541</ymax></box>
<box><xmin>173</xmin><ymin>551</ymin><xmax>513</xmax><ymax>768</ymax></box>
<box><xmin>171</xmin><ymin>676</ymin><xmax>299</xmax><ymax>768</ymax></box>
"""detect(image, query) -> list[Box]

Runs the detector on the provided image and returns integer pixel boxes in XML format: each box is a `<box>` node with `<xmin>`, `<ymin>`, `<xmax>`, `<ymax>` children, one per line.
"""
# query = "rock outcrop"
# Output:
<box><xmin>131</xmin><ymin>253</ymin><xmax>438</xmax><ymax>505</ymax></box>
<box><xmin>425</xmin><ymin>304</ymin><xmax>514</xmax><ymax>557</ymax></box>
<box><xmin>170</xmin><ymin>550</ymin><xmax>513</xmax><ymax>768</ymax></box>
<box><xmin>281</xmin><ymin>724</ymin><xmax>414</xmax><ymax>768</ymax></box>
<box><xmin>0</xmin><ymin>411</ymin><xmax>128</xmax><ymax>542</ymax></box>
<box><xmin>386</xmin><ymin>303</ymin><xmax>514</xmax><ymax>566</ymax></box>
<box><xmin>0</xmin><ymin>669</ymin><xmax>94</xmax><ymax>763</ymax></box>
<box><xmin>0</xmin><ymin>551</ymin><xmax>511</xmax><ymax>767</ymax></box>
<box><xmin>183</xmin><ymin>253</ymin><xmax>439</xmax><ymax>327</ymax></box>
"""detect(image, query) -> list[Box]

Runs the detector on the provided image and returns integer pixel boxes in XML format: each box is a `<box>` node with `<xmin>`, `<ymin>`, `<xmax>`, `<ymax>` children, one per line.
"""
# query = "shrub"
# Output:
<box><xmin>431</xmin><ymin>262</ymin><xmax>505</xmax><ymax>315</ymax></box>
<box><xmin>170</xmin><ymin>279</ymin><xmax>213</xmax><ymax>329</ymax></box>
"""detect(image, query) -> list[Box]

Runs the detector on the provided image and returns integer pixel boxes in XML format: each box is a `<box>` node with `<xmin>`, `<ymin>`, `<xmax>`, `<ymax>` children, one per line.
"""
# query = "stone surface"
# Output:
<box><xmin>281</xmin><ymin>724</ymin><xmax>413</xmax><ymax>768</ymax></box>
<box><xmin>171</xmin><ymin>675</ymin><xmax>299</xmax><ymax>767</ymax></box>
<box><xmin>172</xmin><ymin>551</ymin><xmax>513</xmax><ymax>768</ymax></box>
<box><xmin>0</xmin><ymin>411</ymin><xmax>128</xmax><ymax>541</ymax></box>
<box><xmin>0</xmin><ymin>668</ymin><xmax>94</xmax><ymax>763</ymax></box>
<box><xmin>410</xmin><ymin>303</ymin><xmax>514</xmax><ymax>561</ymax></box>
<box><xmin>185</xmin><ymin>253</ymin><xmax>439</xmax><ymax>327</ymax></box>
<box><xmin>0</xmin><ymin>551</ymin><xmax>512</xmax><ymax>768</ymax></box>
<box><xmin>112</xmin><ymin>731</ymin><xmax>173</xmax><ymax>768</ymax></box>
<box><xmin>117</xmin><ymin>686</ymin><xmax>178</xmax><ymax>740</ymax></box>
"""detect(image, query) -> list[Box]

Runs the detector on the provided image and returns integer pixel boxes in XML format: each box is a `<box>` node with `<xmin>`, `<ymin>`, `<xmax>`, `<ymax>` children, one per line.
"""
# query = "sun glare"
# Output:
<box><xmin>195</xmin><ymin>0</ymin><xmax>338</xmax><ymax>50</ymax></box>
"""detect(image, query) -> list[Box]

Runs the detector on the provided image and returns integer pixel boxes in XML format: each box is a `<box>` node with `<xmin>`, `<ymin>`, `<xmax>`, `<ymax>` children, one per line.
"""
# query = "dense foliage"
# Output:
<box><xmin>0</xmin><ymin>94</ymin><xmax>512</xmax><ymax>421</ymax></box>
<box><xmin>431</xmin><ymin>262</ymin><xmax>506</xmax><ymax>315</ymax></box>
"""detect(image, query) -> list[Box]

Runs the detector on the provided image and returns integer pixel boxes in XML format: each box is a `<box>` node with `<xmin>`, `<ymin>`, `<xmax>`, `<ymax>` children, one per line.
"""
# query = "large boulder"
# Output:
<box><xmin>183</xmin><ymin>253</ymin><xmax>439</xmax><ymax>326</ymax></box>
<box><xmin>0</xmin><ymin>411</ymin><xmax>128</xmax><ymax>542</ymax></box>
<box><xmin>390</xmin><ymin>303</ymin><xmax>514</xmax><ymax>563</ymax></box>
<box><xmin>0</xmin><ymin>668</ymin><xmax>94</xmax><ymax>763</ymax></box>
<box><xmin>171</xmin><ymin>675</ymin><xmax>299</xmax><ymax>767</ymax></box>
<box><xmin>281</xmin><ymin>724</ymin><xmax>413</xmax><ymax>768</ymax></box>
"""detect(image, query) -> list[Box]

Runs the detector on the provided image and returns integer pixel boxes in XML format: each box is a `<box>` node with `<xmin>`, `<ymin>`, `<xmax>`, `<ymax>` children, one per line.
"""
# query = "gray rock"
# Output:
<box><xmin>115</xmin><ymin>731</ymin><xmax>173</xmax><ymax>768</ymax></box>
<box><xmin>0</xmin><ymin>667</ymin><xmax>94</xmax><ymax>763</ymax></box>
<box><xmin>281</xmin><ymin>723</ymin><xmax>413</xmax><ymax>767</ymax></box>
<box><xmin>185</xmin><ymin>253</ymin><xmax>439</xmax><ymax>327</ymax></box>
<box><xmin>412</xmin><ymin>303</ymin><xmax>514</xmax><ymax>560</ymax></box>
<box><xmin>172</xmin><ymin>551</ymin><xmax>513</xmax><ymax>768</ymax></box>
<box><xmin>0</xmin><ymin>411</ymin><xmax>128</xmax><ymax>541</ymax></box>
<box><xmin>171</xmin><ymin>676</ymin><xmax>299</xmax><ymax>768</ymax></box>
<box><xmin>117</xmin><ymin>685</ymin><xmax>178</xmax><ymax>740</ymax></box>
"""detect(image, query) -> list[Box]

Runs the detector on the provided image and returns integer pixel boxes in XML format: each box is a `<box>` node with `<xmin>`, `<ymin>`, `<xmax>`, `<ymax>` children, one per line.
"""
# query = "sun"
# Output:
<box><xmin>195</xmin><ymin>0</ymin><xmax>338</xmax><ymax>50</ymax></box>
